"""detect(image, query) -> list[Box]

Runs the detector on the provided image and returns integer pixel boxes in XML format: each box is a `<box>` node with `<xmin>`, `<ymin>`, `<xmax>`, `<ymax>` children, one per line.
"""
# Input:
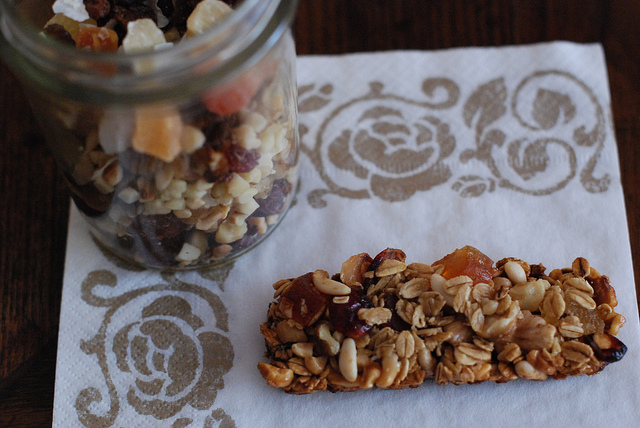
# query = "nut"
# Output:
<box><xmin>504</xmin><ymin>261</ymin><xmax>527</xmax><ymax>284</ymax></box>
<box><xmin>312</xmin><ymin>271</ymin><xmax>351</xmax><ymax>296</ymax></box>
<box><xmin>257</xmin><ymin>362</ymin><xmax>294</xmax><ymax>388</ymax></box>
<box><xmin>339</xmin><ymin>338</ymin><xmax>358</xmax><ymax>382</ymax></box>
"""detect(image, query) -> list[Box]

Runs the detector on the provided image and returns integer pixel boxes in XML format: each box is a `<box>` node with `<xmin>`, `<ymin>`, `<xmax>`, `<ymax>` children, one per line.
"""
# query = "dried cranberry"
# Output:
<box><xmin>382</xmin><ymin>293</ymin><xmax>412</xmax><ymax>332</ymax></box>
<box><xmin>225</xmin><ymin>145</ymin><xmax>260</xmax><ymax>173</ymax></box>
<box><xmin>83</xmin><ymin>0</ymin><xmax>111</xmax><ymax>21</ymax></box>
<box><xmin>328</xmin><ymin>286</ymin><xmax>373</xmax><ymax>339</ymax></box>
<box><xmin>255</xmin><ymin>178</ymin><xmax>292</xmax><ymax>216</ymax></box>
<box><xmin>585</xmin><ymin>334</ymin><xmax>627</xmax><ymax>363</ymax></box>
<box><xmin>43</xmin><ymin>24</ymin><xmax>75</xmax><ymax>45</ymax></box>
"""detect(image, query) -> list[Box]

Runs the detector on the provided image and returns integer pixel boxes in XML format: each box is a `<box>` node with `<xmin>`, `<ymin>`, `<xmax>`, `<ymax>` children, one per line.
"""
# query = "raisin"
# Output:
<box><xmin>225</xmin><ymin>144</ymin><xmax>260</xmax><ymax>173</ymax></box>
<box><xmin>127</xmin><ymin>214</ymin><xmax>189</xmax><ymax>264</ymax></box>
<box><xmin>43</xmin><ymin>24</ymin><xmax>75</xmax><ymax>45</ymax></box>
<box><xmin>328</xmin><ymin>286</ymin><xmax>373</xmax><ymax>339</ymax></box>
<box><xmin>83</xmin><ymin>0</ymin><xmax>111</xmax><ymax>21</ymax></box>
<box><xmin>585</xmin><ymin>333</ymin><xmax>627</xmax><ymax>363</ymax></box>
<box><xmin>112</xmin><ymin>3</ymin><xmax>158</xmax><ymax>35</ymax></box>
<box><xmin>382</xmin><ymin>293</ymin><xmax>412</xmax><ymax>332</ymax></box>
<box><xmin>197</xmin><ymin>111</ymin><xmax>239</xmax><ymax>150</ymax></box>
<box><xmin>255</xmin><ymin>178</ymin><xmax>292</xmax><ymax>216</ymax></box>
<box><xmin>232</xmin><ymin>222</ymin><xmax>261</xmax><ymax>250</ymax></box>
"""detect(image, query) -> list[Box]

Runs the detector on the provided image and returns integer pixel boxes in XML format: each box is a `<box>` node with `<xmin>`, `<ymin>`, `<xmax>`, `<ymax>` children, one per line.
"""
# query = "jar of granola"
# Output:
<box><xmin>0</xmin><ymin>0</ymin><xmax>299</xmax><ymax>269</ymax></box>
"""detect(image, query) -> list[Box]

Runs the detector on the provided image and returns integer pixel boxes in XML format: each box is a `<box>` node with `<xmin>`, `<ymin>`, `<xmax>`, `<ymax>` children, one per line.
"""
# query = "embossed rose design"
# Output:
<box><xmin>302</xmin><ymin>80</ymin><xmax>458</xmax><ymax>207</ymax></box>
<box><xmin>111</xmin><ymin>294</ymin><xmax>233</xmax><ymax>419</ymax></box>
<box><xmin>328</xmin><ymin>104</ymin><xmax>454</xmax><ymax>201</ymax></box>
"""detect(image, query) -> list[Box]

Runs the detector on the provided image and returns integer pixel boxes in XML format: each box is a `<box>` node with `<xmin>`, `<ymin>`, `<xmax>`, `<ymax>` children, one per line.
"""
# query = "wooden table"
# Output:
<box><xmin>1</xmin><ymin>0</ymin><xmax>639</xmax><ymax>425</ymax></box>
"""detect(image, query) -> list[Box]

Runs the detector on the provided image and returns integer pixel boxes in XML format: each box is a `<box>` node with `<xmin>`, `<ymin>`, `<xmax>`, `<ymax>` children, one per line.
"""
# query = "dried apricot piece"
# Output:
<box><xmin>433</xmin><ymin>245</ymin><xmax>495</xmax><ymax>284</ymax></box>
<box><xmin>132</xmin><ymin>106</ymin><xmax>184</xmax><ymax>162</ymax></box>
<box><xmin>76</xmin><ymin>24</ymin><xmax>119</xmax><ymax>53</ymax></box>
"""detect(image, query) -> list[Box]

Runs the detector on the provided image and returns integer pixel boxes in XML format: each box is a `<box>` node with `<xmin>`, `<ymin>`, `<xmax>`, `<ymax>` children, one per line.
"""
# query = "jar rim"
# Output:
<box><xmin>0</xmin><ymin>0</ymin><xmax>298</xmax><ymax>104</ymax></box>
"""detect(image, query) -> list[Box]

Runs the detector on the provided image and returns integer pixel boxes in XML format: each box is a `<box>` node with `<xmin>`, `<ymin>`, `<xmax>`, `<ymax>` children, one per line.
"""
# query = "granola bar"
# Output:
<box><xmin>258</xmin><ymin>246</ymin><xmax>627</xmax><ymax>393</ymax></box>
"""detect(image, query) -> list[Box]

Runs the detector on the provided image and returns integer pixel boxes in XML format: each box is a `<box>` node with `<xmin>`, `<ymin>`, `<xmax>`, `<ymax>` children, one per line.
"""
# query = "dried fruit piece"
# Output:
<box><xmin>76</xmin><ymin>24</ymin><xmax>119</xmax><ymax>53</ymax></box>
<box><xmin>43</xmin><ymin>24</ymin><xmax>76</xmax><ymax>45</ymax></box>
<box><xmin>132</xmin><ymin>106</ymin><xmax>184</xmax><ymax>162</ymax></box>
<box><xmin>83</xmin><ymin>0</ymin><xmax>111</xmax><ymax>21</ymax></box>
<box><xmin>122</xmin><ymin>18</ymin><xmax>167</xmax><ymax>54</ymax></box>
<box><xmin>44</xmin><ymin>13</ymin><xmax>96</xmax><ymax>41</ymax></box>
<box><xmin>278</xmin><ymin>273</ymin><xmax>329</xmax><ymax>327</ymax></box>
<box><xmin>185</xmin><ymin>0</ymin><xmax>233</xmax><ymax>38</ymax></box>
<box><xmin>433</xmin><ymin>245</ymin><xmax>495</xmax><ymax>284</ymax></box>
<box><xmin>328</xmin><ymin>287</ymin><xmax>374</xmax><ymax>339</ymax></box>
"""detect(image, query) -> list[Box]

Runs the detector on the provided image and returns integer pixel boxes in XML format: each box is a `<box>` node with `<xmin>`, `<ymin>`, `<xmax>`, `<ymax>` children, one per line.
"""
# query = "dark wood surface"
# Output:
<box><xmin>2</xmin><ymin>0</ymin><xmax>640</xmax><ymax>426</ymax></box>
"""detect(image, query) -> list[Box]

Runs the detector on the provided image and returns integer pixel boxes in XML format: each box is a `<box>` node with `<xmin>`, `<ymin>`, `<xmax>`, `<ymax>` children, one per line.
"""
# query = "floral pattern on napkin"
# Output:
<box><xmin>299</xmin><ymin>70</ymin><xmax>608</xmax><ymax>208</ymax></box>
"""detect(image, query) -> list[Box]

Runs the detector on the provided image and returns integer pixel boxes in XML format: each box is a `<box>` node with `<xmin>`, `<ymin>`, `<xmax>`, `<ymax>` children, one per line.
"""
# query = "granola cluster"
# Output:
<box><xmin>258</xmin><ymin>246</ymin><xmax>627</xmax><ymax>393</ymax></box>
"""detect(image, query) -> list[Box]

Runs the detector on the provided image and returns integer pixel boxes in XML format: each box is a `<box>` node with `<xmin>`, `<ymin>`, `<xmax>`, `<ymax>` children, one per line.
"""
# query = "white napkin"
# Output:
<box><xmin>53</xmin><ymin>42</ymin><xmax>640</xmax><ymax>427</ymax></box>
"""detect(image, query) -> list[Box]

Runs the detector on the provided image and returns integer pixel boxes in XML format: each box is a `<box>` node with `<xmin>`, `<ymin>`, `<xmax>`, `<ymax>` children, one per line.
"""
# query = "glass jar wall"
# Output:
<box><xmin>0</xmin><ymin>0</ymin><xmax>299</xmax><ymax>269</ymax></box>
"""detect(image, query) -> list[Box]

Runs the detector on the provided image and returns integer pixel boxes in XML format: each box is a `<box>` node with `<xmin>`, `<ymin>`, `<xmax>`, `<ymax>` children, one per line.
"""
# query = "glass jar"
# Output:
<box><xmin>0</xmin><ymin>0</ymin><xmax>299</xmax><ymax>269</ymax></box>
